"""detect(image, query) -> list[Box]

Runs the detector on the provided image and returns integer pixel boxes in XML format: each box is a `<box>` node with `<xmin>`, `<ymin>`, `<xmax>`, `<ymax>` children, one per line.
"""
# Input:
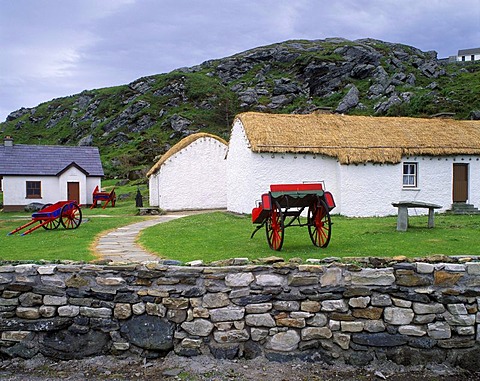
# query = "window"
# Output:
<box><xmin>403</xmin><ymin>163</ymin><xmax>417</xmax><ymax>187</ymax></box>
<box><xmin>26</xmin><ymin>181</ymin><xmax>41</xmax><ymax>198</ymax></box>
<box><xmin>462</xmin><ymin>56</ymin><xmax>466</xmax><ymax>61</ymax></box>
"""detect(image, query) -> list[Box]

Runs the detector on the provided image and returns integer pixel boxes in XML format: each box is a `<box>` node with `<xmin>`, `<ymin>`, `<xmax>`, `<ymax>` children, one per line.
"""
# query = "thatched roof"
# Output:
<box><xmin>235</xmin><ymin>112</ymin><xmax>480</xmax><ymax>164</ymax></box>
<box><xmin>147</xmin><ymin>133</ymin><xmax>228</xmax><ymax>177</ymax></box>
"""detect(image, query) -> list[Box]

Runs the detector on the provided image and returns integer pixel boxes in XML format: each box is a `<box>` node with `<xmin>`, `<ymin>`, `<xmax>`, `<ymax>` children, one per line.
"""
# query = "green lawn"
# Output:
<box><xmin>2</xmin><ymin>185</ymin><xmax>480</xmax><ymax>264</ymax></box>
<box><xmin>0</xmin><ymin>212</ymin><xmax>140</xmax><ymax>262</ymax></box>
<box><xmin>138</xmin><ymin>212</ymin><xmax>480</xmax><ymax>263</ymax></box>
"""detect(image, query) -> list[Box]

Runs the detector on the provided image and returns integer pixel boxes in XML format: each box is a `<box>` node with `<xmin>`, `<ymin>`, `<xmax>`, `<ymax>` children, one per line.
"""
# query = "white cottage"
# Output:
<box><xmin>457</xmin><ymin>47</ymin><xmax>480</xmax><ymax>62</ymax></box>
<box><xmin>226</xmin><ymin>112</ymin><xmax>480</xmax><ymax>217</ymax></box>
<box><xmin>147</xmin><ymin>133</ymin><xmax>228</xmax><ymax>211</ymax></box>
<box><xmin>0</xmin><ymin>137</ymin><xmax>104</xmax><ymax>211</ymax></box>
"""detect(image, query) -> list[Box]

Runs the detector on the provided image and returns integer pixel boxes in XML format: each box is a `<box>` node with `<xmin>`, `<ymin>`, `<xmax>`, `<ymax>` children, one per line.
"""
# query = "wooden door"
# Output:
<box><xmin>453</xmin><ymin>164</ymin><xmax>468</xmax><ymax>202</ymax></box>
<box><xmin>67</xmin><ymin>182</ymin><xmax>80</xmax><ymax>203</ymax></box>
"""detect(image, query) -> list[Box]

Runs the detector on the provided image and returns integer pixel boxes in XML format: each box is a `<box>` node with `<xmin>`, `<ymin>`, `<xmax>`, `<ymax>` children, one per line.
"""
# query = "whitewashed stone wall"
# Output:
<box><xmin>1</xmin><ymin>260</ymin><xmax>480</xmax><ymax>371</ymax></box>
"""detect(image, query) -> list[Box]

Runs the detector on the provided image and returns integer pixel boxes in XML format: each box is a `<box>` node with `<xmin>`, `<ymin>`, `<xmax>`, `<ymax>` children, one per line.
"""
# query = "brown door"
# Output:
<box><xmin>453</xmin><ymin>164</ymin><xmax>468</xmax><ymax>202</ymax></box>
<box><xmin>67</xmin><ymin>182</ymin><xmax>80</xmax><ymax>203</ymax></box>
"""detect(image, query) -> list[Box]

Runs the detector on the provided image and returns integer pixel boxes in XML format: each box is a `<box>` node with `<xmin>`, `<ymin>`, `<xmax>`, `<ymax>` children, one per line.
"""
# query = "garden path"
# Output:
<box><xmin>94</xmin><ymin>213</ymin><xmax>189</xmax><ymax>263</ymax></box>
<box><xmin>94</xmin><ymin>210</ymin><xmax>223</xmax><ymax>263</ymax></box>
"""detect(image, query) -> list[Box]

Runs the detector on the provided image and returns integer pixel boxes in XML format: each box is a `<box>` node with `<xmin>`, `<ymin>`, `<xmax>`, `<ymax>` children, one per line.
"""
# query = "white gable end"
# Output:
<box><xmin>149</xmin><ymin>136</ymin><xmax>227</xmax><ymax>211</ymax></box>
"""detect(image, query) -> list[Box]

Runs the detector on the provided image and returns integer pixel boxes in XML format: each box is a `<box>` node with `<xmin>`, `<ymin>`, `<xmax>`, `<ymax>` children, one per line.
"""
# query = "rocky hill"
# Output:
<box><xmin>1</xmin><ymin>38</ymin><xmax>479</xmax><ymax>179</ymax></box>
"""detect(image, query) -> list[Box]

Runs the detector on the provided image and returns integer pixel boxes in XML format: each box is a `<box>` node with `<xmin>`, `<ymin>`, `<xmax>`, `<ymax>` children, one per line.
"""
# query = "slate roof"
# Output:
<box><xmin>0</xmin><ymin>144</ymin><xmax>104</xmax><ymax>176</ymax></box>
<box><xmin>458</xmin><ymin>47</ymin><xmax>480</xmax><ymax>56</ymax></box>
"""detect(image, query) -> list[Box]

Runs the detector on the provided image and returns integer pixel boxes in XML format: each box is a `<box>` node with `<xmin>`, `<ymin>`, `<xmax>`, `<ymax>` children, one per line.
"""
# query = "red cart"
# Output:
<box><xmin>251</xmin><ymin>183</ymin><xmax>335</xmax><ymax>251</ymax></box>
<box><xmin>90</xmin><ymin>186</ymin><xmax>116</xmax><ymax>209</ymax></box>
<box><xmin>8</xmin><ymin>201</ymin><xmax>82</xmax><ymax>236</ymax></box>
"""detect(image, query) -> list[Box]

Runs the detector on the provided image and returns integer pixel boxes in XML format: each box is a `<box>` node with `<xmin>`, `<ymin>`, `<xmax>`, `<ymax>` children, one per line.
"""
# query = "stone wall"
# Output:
<box><xmin>1</xmin><ymin>260</ymin><xmax>480</xmax><ymax>371</ymax></box>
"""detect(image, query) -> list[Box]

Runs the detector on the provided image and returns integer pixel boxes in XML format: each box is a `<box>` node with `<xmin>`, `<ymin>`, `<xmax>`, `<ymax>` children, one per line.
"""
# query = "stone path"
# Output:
<box><xmin>94</xmin><ymin>214</ymin><xmax>189</xmax><ymax>262</ymax></box>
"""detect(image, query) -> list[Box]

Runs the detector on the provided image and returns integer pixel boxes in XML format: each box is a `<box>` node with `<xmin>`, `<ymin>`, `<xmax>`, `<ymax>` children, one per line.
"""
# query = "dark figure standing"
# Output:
<box><xmin>135</xmin><ymin>188</ymin><xmax>143</xmax><ymax>207</ymax></box>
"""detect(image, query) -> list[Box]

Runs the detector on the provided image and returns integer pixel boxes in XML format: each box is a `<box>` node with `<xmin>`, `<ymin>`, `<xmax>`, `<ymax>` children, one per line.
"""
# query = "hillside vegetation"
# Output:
<box><xmin>1</xmin><ymin>38</ymin><xmax>479</xmax><ymax>179</ymax></box>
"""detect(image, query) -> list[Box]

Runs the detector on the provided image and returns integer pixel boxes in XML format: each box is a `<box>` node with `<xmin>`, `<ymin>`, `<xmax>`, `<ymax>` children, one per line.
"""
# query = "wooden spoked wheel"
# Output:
<box><xmin>60</xmin><ymin>203</ymin><xmax>82</xmax><ymax>229</ymax></box>
<box><xmin>265</xmin><ymin>202</ymin><xmax>284</xmax><ymax>251</ymax></box>
<box><xmin>308</xmin><ymin>198</ymin><xmax>332</xmax><ymax>248</ymax></box>
<box><xmin>39</xmin><ymin>204</ymin><xmax>60</xmax><ymax>230</ymax></box>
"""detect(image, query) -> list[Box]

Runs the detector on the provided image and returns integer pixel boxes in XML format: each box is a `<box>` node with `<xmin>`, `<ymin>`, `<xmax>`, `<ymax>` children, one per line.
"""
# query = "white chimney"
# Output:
<box><xmin>4</xmin><ymin>136</ymin><xmax>13</xmax><ymax>147</ymax></box>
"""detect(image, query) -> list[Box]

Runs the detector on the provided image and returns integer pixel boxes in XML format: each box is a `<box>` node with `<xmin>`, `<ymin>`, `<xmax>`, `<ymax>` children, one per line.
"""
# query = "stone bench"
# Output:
<box><xmin>392</xmin><ymin>201</ymin><xmax>442</xmax><ymax>232</ymax></box>
<box><xmin>138</xmin><ymin>207</ymin><xmax>161</xmax><ymax>215</ymax></box>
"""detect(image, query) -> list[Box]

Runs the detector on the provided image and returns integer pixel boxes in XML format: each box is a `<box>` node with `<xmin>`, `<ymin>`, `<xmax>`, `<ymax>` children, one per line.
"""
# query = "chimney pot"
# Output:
<box><xmin>4</xmin><ymin>136</ymin><xmax>13</xmax><ymax>147</ymax></box>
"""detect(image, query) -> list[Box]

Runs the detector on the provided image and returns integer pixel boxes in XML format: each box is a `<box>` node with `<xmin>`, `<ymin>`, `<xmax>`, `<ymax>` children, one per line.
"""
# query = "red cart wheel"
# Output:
<box><xmin>60</xmin><ymin>203</ymin><xmax>82</xmax><ymax>229</ymax></box>
<box><xmin>42</xmin><ymin>218</ymin><xmax>61</xmax><ymax>230</ymax></box>
<box><xmin>308</xmin><ymin>198</ymin><xmax>332</xmax><ymax>248</ymax></box>
<box><xmin>39</xmin><ymin>204</ymin><xmax>60</xmax><ymax>230</ymax></box>
<box><xmin>265</xmin><ymin>202</ymin><xmax>284</xmax><ymax>251</ymax></box>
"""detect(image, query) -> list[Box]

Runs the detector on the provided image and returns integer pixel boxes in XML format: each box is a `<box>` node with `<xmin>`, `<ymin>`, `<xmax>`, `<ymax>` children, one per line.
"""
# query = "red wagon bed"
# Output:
<box><xmin>90</xmin><ymin>186</ymin><xmax>116</xmax><ymax>209</ymax></box>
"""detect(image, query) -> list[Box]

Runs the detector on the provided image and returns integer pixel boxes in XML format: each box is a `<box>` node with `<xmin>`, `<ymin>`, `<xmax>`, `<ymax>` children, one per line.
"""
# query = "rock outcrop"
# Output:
<box><xmin>1</xmin><ymin>37</ymin><xmax>477</xmax><ymax>178</ymax></box>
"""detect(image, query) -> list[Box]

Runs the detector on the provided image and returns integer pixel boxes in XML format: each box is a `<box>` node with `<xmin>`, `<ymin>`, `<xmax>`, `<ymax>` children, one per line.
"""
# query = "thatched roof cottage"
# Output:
<box><xmin>226</xmin><ymin>112</ymin><xmax>480</xmax><ymax>217</ymax></box>
<box><xmin>147</xmin><ymin>132</ymin><xmax>228</xmax><ymax>211</ymax></box>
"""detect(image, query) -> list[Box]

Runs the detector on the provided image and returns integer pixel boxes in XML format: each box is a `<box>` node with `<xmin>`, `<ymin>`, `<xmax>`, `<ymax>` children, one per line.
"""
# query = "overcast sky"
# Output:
<box><xmin>1</xmin><ymin>0</ymin><xmax>479</xmax><ymax>122</ymax></box>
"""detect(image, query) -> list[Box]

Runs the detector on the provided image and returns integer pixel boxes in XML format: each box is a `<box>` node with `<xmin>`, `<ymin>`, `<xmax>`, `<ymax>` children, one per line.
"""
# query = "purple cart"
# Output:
<box><xmin>8</xmin><ymin>201</ymin><xmax>82</xmax><ymax>236</ymax></box>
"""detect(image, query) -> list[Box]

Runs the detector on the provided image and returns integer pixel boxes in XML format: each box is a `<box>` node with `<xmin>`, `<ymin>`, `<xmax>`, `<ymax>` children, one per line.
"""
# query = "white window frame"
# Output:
<box><xmin>403</xmin><ymin>162</ymin><xmax>418</xmax><ymax>188</ymax></box>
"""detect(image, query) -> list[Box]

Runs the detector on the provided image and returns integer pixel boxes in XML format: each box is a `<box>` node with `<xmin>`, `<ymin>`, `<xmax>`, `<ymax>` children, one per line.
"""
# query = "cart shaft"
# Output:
<box><xmin>8</xmin><ymin>220</ymin><xmax>37</xmax><ymax>235</ymax></box>
<box><xmin>21</xmin><ymin>219</ymin><xmax>53</xmax><ymax>236</ymax></box>
<box><xmin>7</xmin><ymin>218</ymin><xmax>53</xmax><ymax>236</ymax></box>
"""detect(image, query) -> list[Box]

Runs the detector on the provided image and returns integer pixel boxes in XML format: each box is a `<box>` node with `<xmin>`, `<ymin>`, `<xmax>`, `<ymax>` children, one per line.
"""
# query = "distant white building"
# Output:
<box><xmin>225</xmin><ymin>112</ymin><xmax>480</xmax><ymax>217</ymax></box>
<box><xmin>147</xmin><ymin>133</ymin><xmax>228</xmax><ymax>211</ymax></box>
<box><xmin>457</xmin><ymin>48</ymin><xmax>480</xmax><ymax>62</ymax></box>
<box><xmin>0</xmin><ymin>137</ymin><xmax>103</xmax><ymax>211</ymax></box>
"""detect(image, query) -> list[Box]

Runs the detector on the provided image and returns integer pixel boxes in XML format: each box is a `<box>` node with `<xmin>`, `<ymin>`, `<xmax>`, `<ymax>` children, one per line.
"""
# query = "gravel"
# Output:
<box><xmin>0</xmin><ymin>354</ymin><xmax>477</xmax><ymax>381</ymax></box>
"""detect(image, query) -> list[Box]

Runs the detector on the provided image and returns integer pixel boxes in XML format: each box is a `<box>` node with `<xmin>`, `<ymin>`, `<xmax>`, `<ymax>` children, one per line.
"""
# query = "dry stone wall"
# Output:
<box><xmin>1</xmin><ymin>260</ymin><xmax>480</xmax><ymax>371</ymax></box>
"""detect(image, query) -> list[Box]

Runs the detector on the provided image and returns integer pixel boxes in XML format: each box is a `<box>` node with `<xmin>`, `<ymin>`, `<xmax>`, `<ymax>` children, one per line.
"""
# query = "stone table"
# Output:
<box><xmin>391</xmin><ymin>201</ymin><xmax>442</xmax><ymax>232</ymax></box>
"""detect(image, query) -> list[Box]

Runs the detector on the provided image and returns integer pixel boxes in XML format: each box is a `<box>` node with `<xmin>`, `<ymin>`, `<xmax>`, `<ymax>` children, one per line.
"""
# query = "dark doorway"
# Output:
<box><xmin>67</xmin><ymin>182</ymin><xmax>80</xmax><ymax>203</ymax></box>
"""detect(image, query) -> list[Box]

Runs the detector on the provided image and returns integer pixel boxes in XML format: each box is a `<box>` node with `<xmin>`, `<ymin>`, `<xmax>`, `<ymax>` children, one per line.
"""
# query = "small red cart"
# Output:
<box><xmin>8</xmin><ymin>201</ymin><xmax>82</xmax><ymax>236</ymax></box>
<box><xmin>90</xmin><ymin>186</ymin><xmax>116</xmax><ymax>209</ymax></box>
<box><xmin>251</xmin><ymin>183</ymin><xmax>335</xmax><ymax>251</ymax></box>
